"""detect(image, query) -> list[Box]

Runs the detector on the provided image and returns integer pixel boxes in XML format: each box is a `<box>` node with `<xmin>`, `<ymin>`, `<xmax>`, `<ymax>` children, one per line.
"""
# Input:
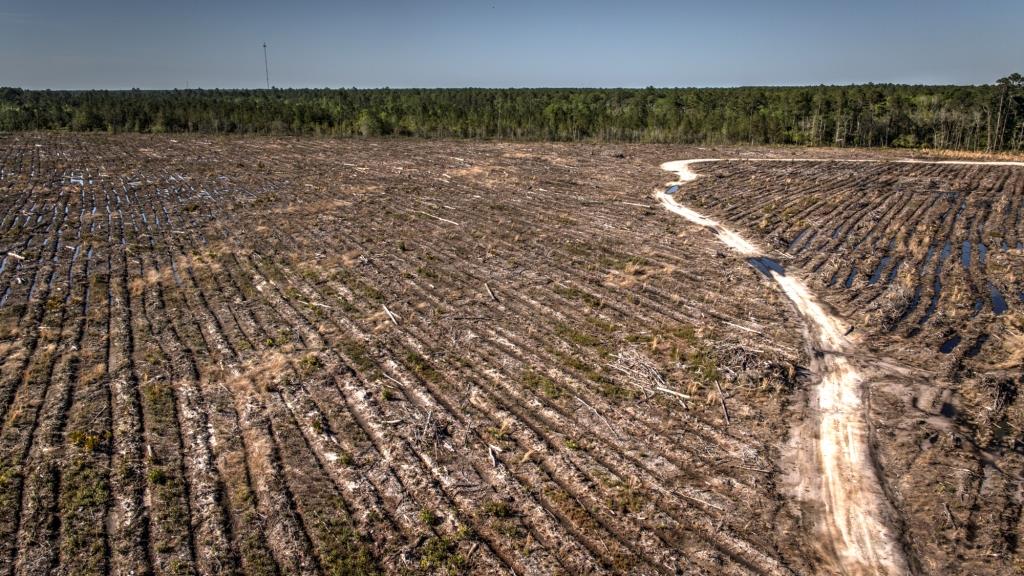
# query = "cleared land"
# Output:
<box><xmin>671</xmin><ymin>156</ymin><xmax>1024</xmax><ymax>575</ymax></box>
<box><xmin>0</xmin><ymin>134</ymin><xmax>1021</xmax><ymax>575</ymax></box>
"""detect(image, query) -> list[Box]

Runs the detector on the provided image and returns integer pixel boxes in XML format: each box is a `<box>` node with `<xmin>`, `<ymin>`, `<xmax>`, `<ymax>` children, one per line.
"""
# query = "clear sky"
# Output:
<box><xmin>1</xmin><ymin>0</ymin><xmax>1021</xmax><ymax>89</ymax></box>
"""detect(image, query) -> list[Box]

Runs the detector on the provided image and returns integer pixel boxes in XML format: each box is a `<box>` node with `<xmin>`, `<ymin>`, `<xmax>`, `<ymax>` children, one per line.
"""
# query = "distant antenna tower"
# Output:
<box><xmin>263</xmin><ymin>43</ymin><xmax>270</xmax><ymax>89</ymax></box>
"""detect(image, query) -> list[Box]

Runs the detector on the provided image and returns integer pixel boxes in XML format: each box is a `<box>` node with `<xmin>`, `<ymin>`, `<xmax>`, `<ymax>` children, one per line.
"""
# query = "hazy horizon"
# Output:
<box><xmin>2</xmin><ymin>0</ymin><xmax>1022</xmax><ymax>90</ymax></box>
<box><xmin>0</xmin><ymin>83</ymin><xmax>1008</xmax><ymax>91</ymax></box>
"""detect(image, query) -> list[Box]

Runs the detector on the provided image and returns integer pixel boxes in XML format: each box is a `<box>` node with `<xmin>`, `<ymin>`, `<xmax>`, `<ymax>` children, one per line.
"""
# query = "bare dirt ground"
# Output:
<box><xmin>0</xmin><ymin>133</ymin><xmax>1020</xmax><ymax>575</ymax></box>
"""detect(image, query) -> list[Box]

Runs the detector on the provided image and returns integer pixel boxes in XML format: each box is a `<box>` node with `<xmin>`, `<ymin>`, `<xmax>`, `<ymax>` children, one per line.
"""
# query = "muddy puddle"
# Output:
<box><xmin>844</xmin><ymin>266</ymin><xmax>858</xmax><ymax>288</ymax></box>
<box><xmin>868</xmin><ymin>255</ymin><xmax>891</xmax><ymax>285</ymax></box>
<box><xmin>990</xmin><ymin>283</ymin><xmax>1008</xmax><ymax>315</ymax></box>
<box><xmin>940</xmin><ymin>334</ymin><xmax>961</xmax><ymax>353</ymax></box>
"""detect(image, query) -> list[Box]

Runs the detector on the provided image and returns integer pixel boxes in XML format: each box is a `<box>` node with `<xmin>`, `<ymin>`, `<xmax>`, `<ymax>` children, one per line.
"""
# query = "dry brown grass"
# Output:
<box><xmin>228</xmin><ymin>350</ymin><xmax>293</xmax><ymax>394</ymax></box>
<box><xmin>603</xmin><ymin>262</ymin><xmax>675</xmax><ymax>289</ymax></box>
<box><xmin>130</xmin><ymin>267</ymin><xmax>173</xmax><ymax>297</ymax></box>
<box><xmin>996</xmin><ymin>313</ymin><xmax>1024</xmax><ymax>370</ymax></box>
<box><xmin>915</xmin><ymin>148</ymin><xmax>1024</xmax><ymax>162</ymax></box>
<box><xmin>81</xmin><ymin>363</ymin><xmax>107</xmax><ymax>387</ymax></box>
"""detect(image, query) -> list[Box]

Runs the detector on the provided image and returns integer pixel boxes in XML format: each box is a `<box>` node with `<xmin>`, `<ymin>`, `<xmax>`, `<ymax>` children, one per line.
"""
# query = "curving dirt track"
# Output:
<box><xmin>659</xmin><ymin>157</ymin><xmax>1024</xmax><ymax>576</ymax></box>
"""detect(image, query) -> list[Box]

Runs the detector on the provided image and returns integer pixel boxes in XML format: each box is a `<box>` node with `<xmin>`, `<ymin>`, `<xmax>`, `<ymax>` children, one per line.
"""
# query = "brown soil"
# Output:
<box><xmin>0</xmin><ymin>133</ymin><xmax>1019</xmax><ymax>575</ymax></box>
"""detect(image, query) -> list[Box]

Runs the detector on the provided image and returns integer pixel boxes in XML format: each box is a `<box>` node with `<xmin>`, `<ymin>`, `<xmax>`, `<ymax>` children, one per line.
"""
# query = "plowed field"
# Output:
<box><xmin>0</xmin><ymin>134</ymin><xmax>1020</xmax><ymax>575</ymax></box>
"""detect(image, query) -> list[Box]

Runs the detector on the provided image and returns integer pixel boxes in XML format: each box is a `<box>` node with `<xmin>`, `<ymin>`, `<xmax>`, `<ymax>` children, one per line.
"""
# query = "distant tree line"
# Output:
<box><xmin>1</xmin><ymin>75</ymin><xmax>1022</xmax><ymax>151</ymax></box>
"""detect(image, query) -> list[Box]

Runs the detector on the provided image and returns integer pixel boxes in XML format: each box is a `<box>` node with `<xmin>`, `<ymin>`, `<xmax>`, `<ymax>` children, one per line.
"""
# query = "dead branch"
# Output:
<box><xmin>414</xmin><ymin>210</ymin><xmax>460</xmax><ymax>226</ymax></box>
<box><xmin>382</xmin><ymin>304</ymin><xmax>399</xmax><ymax>325</ymax></box>
<box><xmin>714</xmin><ymin>381</ymin><xmax>731</xmax><ymax>426</ymax></box>
<box><xmin>725</xmin><ymin>463</ymin><xmax>771</xmax><ymax>474</ymax></box>
<box><xmin>676</xmin><ymin>490</ymin><xmax>725</xmax><ymax>512</ymax></box>
<box><xmin>721</xmin><ymin>320</ymin><xmax>763</xmax><ymax>335</ymax></box>
<box><xmin>655</xmin><ymin>386</ymin><xmax>692</xmax><ymax>399</ymax></box>
<box><xmin>299</xmin><ymin>299</ymin><xmax>333</xmax><ymax>310</ymax></box>
<box><xmin>943</xmin><ymin>502</ymin><xmax>958</xmax><ymax>529</ymax></box>
<box><xmin>381</xmin><ymin>372</ymin><xmax>404</xmax><ymax>388</ymax></box>
<box><xmin>609</xmin><ymin>348</ymin><xmax>691</xmax><ymax>402</ymax></box>
<box><xmin>575</xmin><ymin>395</ymin><xmax>620</xmax><ymax>439</ymax></box>
<box><xmin>487</xmin><ymin>444</ymin><xmax>502</xmax><ymax>468</ymax></box>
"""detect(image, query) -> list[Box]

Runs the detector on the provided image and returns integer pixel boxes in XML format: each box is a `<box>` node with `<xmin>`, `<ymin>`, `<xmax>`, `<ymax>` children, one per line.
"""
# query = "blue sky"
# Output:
<box><xmin>1</xmin><ymin>0</ymin><xmax>1021</xmax><ymax>89</ymax></box>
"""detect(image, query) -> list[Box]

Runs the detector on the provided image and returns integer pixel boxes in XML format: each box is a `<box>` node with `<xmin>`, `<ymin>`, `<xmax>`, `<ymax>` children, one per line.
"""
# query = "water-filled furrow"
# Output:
<box><xmin>939</xmin><ymin>335</ymin><xmax>961</xmax><ymax>354</ymax></box>
<box><xmin>791</xmin><ymin>229</ymin><xmax>818</xmax><ymax>256</ymax></box>
<box><xmin>896</xmin><ymin>246</ymin><xmax>936</xmax><ymax>324</ymax></box>
<box><xmin>919</xmin><ymin>241</ymin><xmax>952</xmax><ymax>325</ymax></box>
<box><xmin>965</xmin><ymin>334</ymin><xmax>989</xmax><ymax>358</ymax></box>
<box><xmin>884</xmin><ymin>259</ymin><xmax>902</xmax><ymax>286</ymax></box>
<box><xmin>844</xmin><ymin>267</ymin><xmax>858</xmax><ymax>289</ymax></box>
<box><xmin>748</xmin><ymin>257</ymin><xmax>786</xmax><ymax>278</ymax></box>
<box><xmin>868</xmin><ymin>257</ymin><xmax>890</xmax><ymax>285</ymax></box>
<box><xmin>788</xmin><ymin>228</ymin><xmax>809</xmax><ymax>252</ymax></box>
<box><xmin>989</xmin><ymin>284</ymin><xmax>1008</xmax><ymax>315</ymax></box>
<box><xmin>921</xmin><ymin>245</ymin><xmax>937</xmax><ymax>271</ymax></box>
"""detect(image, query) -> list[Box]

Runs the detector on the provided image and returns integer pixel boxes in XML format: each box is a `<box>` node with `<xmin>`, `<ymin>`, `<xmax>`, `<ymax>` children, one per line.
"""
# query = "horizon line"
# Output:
<box><xmin>1</xmin><ymin>82</ymin><xmax>998</xmax><ymax>92</ymax></box>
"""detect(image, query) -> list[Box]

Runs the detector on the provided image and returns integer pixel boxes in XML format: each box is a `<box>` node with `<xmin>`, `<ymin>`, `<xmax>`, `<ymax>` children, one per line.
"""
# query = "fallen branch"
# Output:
<box><xmin>485</xmin><ymin>282</ymin><xmax>497</xmax><ymax>302</ymax></box>
<box><xmin>487</xmin><ymin>444</ymin><xmax>502</xmax><ymax>468</ymax></box>
<box><xmin>714</xmin><ymin>381</ymin><xmax>731</xmax><ymax>426</ymax></box>
<box><xmin>575</xmin><ymin>395</ymin><xmax>620</xmax><ymax>439</ymax></box>
<box><xmin>725</xmin><ymin>463</ymin><xmax>771</xmax><ymax>474</ymax></box>
<box><xmin>609</xmin><ymin>349</ymin><xmax>693</xmax><ymax>402</ymax></box>
<box><xmin>299</xmin><ymin>299</ymin><xmax>333</xmax><ymax>310</ymax></box>
<box><xmin>721</xmin><ymin>320</ymin><xmax>763</xmax><ymax>335</ymax></box>
<box><xmin>942</xmin><ymin>502</ymin><xmax>958</xmax><ymax>529</ymax></box>
<box><xmin>381</xmin><ymin>372</ymin><xmax>404</xmax><ymax>388</ymax></box>
<box><xmin>676</xmin><ymin>490</ymin><xmax>724</xmax><ymax>512</ymax></box>
<box><xmin>415</xmin><ymin>210</ymin><xmax>460</xmax><ymax>226</ymax></box>
<box><xmin>655</xmin><ymin>386</ymin><xmax>692</xmax><ymax>400</ymax></box>
<box><xmin>382</xmin><ymin>304</ymin><xmax>399</xmax><ymax>325</ymax></box>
